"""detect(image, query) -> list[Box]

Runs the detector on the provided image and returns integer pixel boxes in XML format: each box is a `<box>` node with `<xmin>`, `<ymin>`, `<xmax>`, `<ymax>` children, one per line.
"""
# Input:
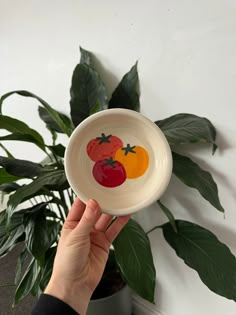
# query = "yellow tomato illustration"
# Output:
<box><xmin>115</xmin><ymin>144</ymin><xmax>149</xmax><ymax>179</ymax></box>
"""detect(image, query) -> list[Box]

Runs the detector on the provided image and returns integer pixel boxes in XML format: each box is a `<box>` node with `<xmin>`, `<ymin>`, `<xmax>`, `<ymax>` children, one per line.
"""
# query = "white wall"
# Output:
<box><xmin>1</xmin><ymin>1</ymin><xmax>236</xmax><ymax>314</ymax></box>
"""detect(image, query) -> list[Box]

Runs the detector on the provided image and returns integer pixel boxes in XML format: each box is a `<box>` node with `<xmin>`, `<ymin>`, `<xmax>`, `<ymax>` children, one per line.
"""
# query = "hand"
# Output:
<box><xmin>45</xmin><ymin>198</ymin><xmax>130</xmax><ymax>315</ymax></box>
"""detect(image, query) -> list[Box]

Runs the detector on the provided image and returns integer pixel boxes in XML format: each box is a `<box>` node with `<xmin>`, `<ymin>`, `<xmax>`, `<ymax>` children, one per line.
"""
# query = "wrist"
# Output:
<box><xmin>45</xmin><ymin>276</ymin><xmax>92</xmax><ymax>315</ymax></box>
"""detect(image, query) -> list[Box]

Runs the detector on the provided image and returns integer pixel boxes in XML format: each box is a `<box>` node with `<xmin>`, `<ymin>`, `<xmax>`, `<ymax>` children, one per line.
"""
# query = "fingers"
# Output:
<box><xmin>74</xmin><ymin>199</ymin><xmax>101</xmax><ymax>235</ymax></box>
<box><xmin>105</xmin><ymin>215</ymin><xmax>131</xmax><ymax>243</ymax></box>
<box><xmin>95</xmin><ymin>214</ymin><xmax>114</xmax><ymax>232</ymax></box>
<box><xmin>63</xmin><ymin>197</ymin><xmax>130</xmax><ymax>243</ymax></box>
<box><xmin>63</xmin><ymin>197</ymin><xmax>86</xmax><ymax>230</ymax></box>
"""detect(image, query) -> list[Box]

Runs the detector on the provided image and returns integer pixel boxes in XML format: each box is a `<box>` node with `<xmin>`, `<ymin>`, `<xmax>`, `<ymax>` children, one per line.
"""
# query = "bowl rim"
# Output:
<box><xmin>65</xmin><ymin>108</ymin><xmax>173</xmax><ymax>215</ymax></box>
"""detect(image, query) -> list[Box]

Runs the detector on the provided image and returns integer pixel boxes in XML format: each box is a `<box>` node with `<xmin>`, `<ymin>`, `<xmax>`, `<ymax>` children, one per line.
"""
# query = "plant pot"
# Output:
<box><xmin>87</xmin><ymin>285</ymin><xmax>132</xmax><ymax>315</ymax></box>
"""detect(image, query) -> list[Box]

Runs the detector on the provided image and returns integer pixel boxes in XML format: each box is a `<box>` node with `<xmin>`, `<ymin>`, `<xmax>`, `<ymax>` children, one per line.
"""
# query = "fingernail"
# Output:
<box><xmin>87</xmin><ymin>199</ymin><xmax>98</xmax><ymax>211</ymax></box>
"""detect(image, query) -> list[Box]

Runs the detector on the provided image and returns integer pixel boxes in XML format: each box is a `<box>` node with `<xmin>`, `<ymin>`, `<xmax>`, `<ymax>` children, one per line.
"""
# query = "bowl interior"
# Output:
<box><xmin>65</xmin><ymin>109</ymin><xmax>172</xmax><ymax>215</ymax></box>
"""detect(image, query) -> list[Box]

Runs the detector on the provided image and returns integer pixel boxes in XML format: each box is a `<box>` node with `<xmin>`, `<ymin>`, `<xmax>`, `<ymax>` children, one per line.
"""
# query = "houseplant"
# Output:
<box><xmin>0</xmin><ymin>47</ymin><xmax>236</xmax><ymax>311</ymax></box>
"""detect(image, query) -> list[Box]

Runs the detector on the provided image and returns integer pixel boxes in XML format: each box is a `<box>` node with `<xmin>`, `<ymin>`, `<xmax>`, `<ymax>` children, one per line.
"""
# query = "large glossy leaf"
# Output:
<box><xmin>16</xmin><ymin>202</ymin><xmax>49</xmax><ymax>216</ymax></box>
<box><xmin>47</xmin><ymin>144</ymin><xmax>65</xmax><ymax>158</ymax></box>
<box><xmin>0</xmin><ymin>225</ymin><xmax>24</xmax><ymax>257</ymax></box>
<box><xmin>0</xmin><ymin>115</ymin><xmax>45</xmax><ymax>151</ymax></box>
<box><xmin>172</xmin><ymin>152</ymin><xmax>224</xmax><ymax>212</ymax></box>
<box><xmin>40</xmin><ymin>246</ymin><xmax>57</xmax><ymax>290</ymax></box>
<box><xmin>30</xmin><ymin>271</ymin><xmax>43</xmax><ymax>297</ymax></box>
<box><xmin>0</xmin><ymin>168</ymin><xmax>21</xmax><ymax>184</ymax></box>
<box><xmin>162</xmin><ymin>220</ymin><xmax>236</xmax><ymax>301</ymax></box>
<box><xmin>15</xmin><ymin>188</ymin><xmax>57</xmax><ymax>207</ymax></box>
<box><xmin>14</xmin><ymin>258</ymin><xmax>40</xmax><ymax>305</ymax></box>
<box><xmin>15</xmin><ymin>247</ymin><xmax>28</xmax><ymax>285</ymax></box>
<box><xmin>113</xmin><ymin>218</ymin><xmax>156</xmax><ymax>302</ymax></box>
<box><xmin>80</xmin><ymin>46</ymin><xmax>92</xmax><ymax>66</ymax></box>
<box><xmin>7</xmin><ymin>170</ymin><xmax>67</xmax><ymax>218</ymax></box>
<box><xmin>155</xmin><ymin>113</ymin><xmax>217</xmax><ymax>154</ymax></box>
<box><xmin>0</xmin><ymin>133</ymin><xmax>46</xmax><ymax>150</ymax></box>
<box><xmin>24</xmin><ymin>207</ymin><xmax>60</xmax><ymax>266</ymax></box>
<box><xmin>0</xmin><ymin>210</ymin><xmax>24</xmax><ymax>254</ymax></box>
<box><xmin>24</xmin><ymin>209</ymin><xmax>49</xmax><ymax>265</ymax></box>
<box><xmin>0</xmin><ymin>90</ymin><xmax>72</xmax><ymax>136</ymax></box>
<box><xmin>70</xmin><ymin>63</ymin><xmax>108</xmax><ymax>127</ymax></box>
<box><xmin>38</xmin><ymin>106</ymin><xmax>73</xmax><ymax>133</ymax></box>
<box><xmin>46</xmin><ymin>220</ymin><xmax>61</xmax><ymax>246</ymax></box>
<box><xmin>0</xmin><ymin>182</ymin><xmax>20</xmax><ymax>193</ymax></box>
<box><xmin>0</xmin><ymin>210</ymin><xmax>23</xmax><ymax>238</ymax></box>
<box><xmin>0</xmin><ymin>156</ymin><xmax>42</xmax><ymax>178</ymax></box>
<box><xmin>109</xmin><ymin>62</ymin><xmax>140</xmax><ymax>111</ymax></box>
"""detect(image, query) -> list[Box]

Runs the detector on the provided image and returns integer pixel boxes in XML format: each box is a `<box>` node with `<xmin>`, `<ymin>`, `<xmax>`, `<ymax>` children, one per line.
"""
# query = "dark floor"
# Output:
<box><xmin>0</xmin><ymin>244</ymin><xmax>36</xmax><ymax>315</ymax></box>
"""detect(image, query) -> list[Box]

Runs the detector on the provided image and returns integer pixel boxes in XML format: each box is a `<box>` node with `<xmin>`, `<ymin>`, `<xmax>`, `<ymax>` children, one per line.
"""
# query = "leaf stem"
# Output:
<box><xmin>0</xmin><ymin>143</ymin><xmax>14</xmax><ymax>158</ymax></box>
<box><xmin>59</xmin><ymin>191</ymin><xmax>68</xmax><ymax>217</ymax></box>
<box><xmin>146</xmin><ymin>225</ymin><xmax>162</xmax><ymax>235</ymax></box>
<box><xmin>157</xmin><ymin>200</ymin><xmax>178</xmax><ymax>233</ymax></box>
<box><xmin>66</xmin><ymin>189</ymin><xmax>73</xmax><ymax>207</ymax></box>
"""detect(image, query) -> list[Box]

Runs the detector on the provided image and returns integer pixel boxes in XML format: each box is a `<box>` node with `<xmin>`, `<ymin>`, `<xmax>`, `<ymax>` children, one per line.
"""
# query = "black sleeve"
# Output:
<box><xmin>32</xmin><ymin>294</ymin><xmax>79</xmax><ymax>315</ymax></box>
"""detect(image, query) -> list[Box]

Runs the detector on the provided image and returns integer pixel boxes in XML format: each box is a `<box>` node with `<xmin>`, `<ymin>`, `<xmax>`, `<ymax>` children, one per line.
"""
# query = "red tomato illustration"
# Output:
<box><xmin>93</xmin><ymin>157</ymin><xmax>126</xmax><ymax>188</ymax></box>
<box><xmin>87</xmin><ymin>133</ymin><xmax>123</xmax><ymax>162</ymax></box>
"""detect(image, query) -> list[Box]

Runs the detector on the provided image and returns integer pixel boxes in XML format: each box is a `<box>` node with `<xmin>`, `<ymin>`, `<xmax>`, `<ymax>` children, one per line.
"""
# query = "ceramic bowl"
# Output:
<box><xmin>65</xmin><ymin>109</ymin><xmax>172</xmax><ymax>216</ymax></box>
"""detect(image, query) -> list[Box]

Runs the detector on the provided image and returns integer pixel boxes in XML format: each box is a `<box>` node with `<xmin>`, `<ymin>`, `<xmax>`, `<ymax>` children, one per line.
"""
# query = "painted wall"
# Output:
<box><xmin>1</xmin><ymin>1</ymin><xmax>236</xmax><ymax>314</ymax></box>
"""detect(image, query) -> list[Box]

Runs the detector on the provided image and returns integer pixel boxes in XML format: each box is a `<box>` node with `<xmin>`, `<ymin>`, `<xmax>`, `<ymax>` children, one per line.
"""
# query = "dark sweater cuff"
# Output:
<box><xmin>32</xmin><ymin>293</ymin><xmax>79</xmax><ymax>315</ymax></box>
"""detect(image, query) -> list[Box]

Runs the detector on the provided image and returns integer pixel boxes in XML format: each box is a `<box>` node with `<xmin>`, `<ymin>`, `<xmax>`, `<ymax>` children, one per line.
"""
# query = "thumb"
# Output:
<box><xmin>74</xmin><ymin>199</ymin><xmax>101</xmax><ymax>235</ymax></box>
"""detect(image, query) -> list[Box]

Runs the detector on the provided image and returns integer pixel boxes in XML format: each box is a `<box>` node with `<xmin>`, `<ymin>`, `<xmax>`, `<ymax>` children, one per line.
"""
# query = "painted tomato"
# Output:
<box><xmin>87</xmin><ymin>133</ymin><xmax>123</xmax><ymax>162</ymax></box>
<box><xmin>93</xmin><ymin>157</ymin><xmax>126</xmax><ymax>188</ymax></box>
<box><xmin>115</xmin><ymin>144</ymin><xmax>149</xmax><ymax>179</ymax></box>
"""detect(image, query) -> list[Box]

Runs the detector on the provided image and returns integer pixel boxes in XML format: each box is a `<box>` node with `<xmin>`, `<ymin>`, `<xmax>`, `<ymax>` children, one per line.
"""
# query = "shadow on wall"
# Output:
<box><xmin>164</xmin><ymin>165</ymin><xmax>236</xmax><ymax>253</ymax></box>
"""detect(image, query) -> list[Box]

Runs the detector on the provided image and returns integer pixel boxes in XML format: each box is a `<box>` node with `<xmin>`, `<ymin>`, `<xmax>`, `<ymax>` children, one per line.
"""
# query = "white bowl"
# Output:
<box><xmin>65</xmin><ymin>109</ymin><xmax>172</xmax><ymax>216</ymax></box>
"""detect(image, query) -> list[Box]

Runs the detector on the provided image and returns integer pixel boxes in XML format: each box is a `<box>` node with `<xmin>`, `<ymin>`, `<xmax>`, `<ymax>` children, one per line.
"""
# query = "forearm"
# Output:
<box><xmin>31</xmin><ymin>294</ymin><xmax>80</xmax><ymax>315</ymax></box>
<box><xmin>44</xmin><ymin>276</ymin><xmax>92</xmax><ymax>315</ymax></box>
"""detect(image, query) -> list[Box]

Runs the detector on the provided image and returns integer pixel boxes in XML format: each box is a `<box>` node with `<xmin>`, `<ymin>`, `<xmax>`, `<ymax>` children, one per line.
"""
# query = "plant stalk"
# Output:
<box><xmin>59</xmin><ymin>191</ymin><xmax>68</xmax><ymax>216</ymax></box>
<box><xmin>146</xmin><ymin>225</ymin><xmax>162</xmax><ymax>235</ymax></box>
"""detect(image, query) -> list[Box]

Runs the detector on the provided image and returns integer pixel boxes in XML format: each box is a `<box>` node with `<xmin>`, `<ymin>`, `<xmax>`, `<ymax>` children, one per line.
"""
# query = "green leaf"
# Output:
<box><xmin>47</xmin><ymin>144</ymin><xmax>65</xmax><ymax>158</ymax></box>
<box><xmin>15</xmin><ymin>247</ymin><xmax>28</xmax><ymax>286</ymax></box>
<box><xmin>14</xmin><ymin>258</ymin><xmax>40</xmax><ymax>305</ymax></box>
<box><xmin>0</xmin><ymin>225</ymin><xmax>24</xmax><ymax>257</ymax></box>
<box><xmin>40</xmin><ymin>246</ymin><xmax>57</xmax><ymax>290</ymax></box>
<box><xmin>70</xmin><ymin>63</ymin><xmax>108</xmax><ymax>127</ymax></box>
<box><xmin>48</xmin><ymin>128</ymin><xmax>57</xmax><ymax>146</ymax></box>
<box><xmin>0</xmin><ymin>156</ymin><xmax>43</xmax><ymax>178</ymax></box>
<box><xmin>155</xmin><ymin>114</ymin><xmax>217</xmax><ymax>154</ymax></box>
<box><xmin>0</xmin><ymin>182</ymin><xmax>20</xmax><ymax>193</ymax></box>
<box><xmin>46</xmin><ymin>220</ymin><xmax>61</xmax><ymax>246</ymax></box>
<box><xmin>0</xmin><ymin>210</ymin><xmax>23</xmax><ymax>239</ymax></box>
<box><xmin>80</xmin><ymin>46</ymin><xmax>92</xmax><ymax>65</ymax></box>
<box><xmin>0</xmin><ymin>115</ymin><xmax>45</xmax><ymax>151</ymax></box>
<box><xmin>172</xmin><ymin>152</ymin><xmax>224</xmax><ymax>212</ymax></box>
<box><xmin>162</xmin><ymin>220</ymin><xmax>236</xmax><ymax>301</ymax></box>
<box><xmin>113</xmin><ymin>219</ymin><xmax>156</xmax><ymax>302</ymax></box>
<box><xmin>109</xmin><ymin>62</ymin><xmax>140</xmax><ymax>111</ymax></box>
<box><xmin>0</xmin><ymin>133</ymin><xmax>46</xmax><ymax>150</ymax></box>
<box><xmin>16</xmin><ymin>202</ymin><xmax>49</xmax><ymax>216</ymax></box>
<box><xmin>30</xmin><ymin>272</ymin><xmax>42</xmax><ymax>297</ymax></box>
<box><xmin>23</xmin><ymin>207</ymin><xmax>60</xmax><ymax>266</ymax></box>
<box><xmin>0</xmin><ymin>168</ymin><xmax>21</xmax><ymax>184</ymax></box>
<box><xmin>7</xmin><ymin>170</ymin><xmax>67</xmax><ymax>218</ymax></box>
<box><xmin>38</xmin><ymin>106</ymin><xmax>73</xmax><ymax>133</ymax></box>
<box><xmin>0</xmin><ymin>90</ymin><xmax>73</xmax><ymax>136</ymax></box>
<box><xmin>157</xmin><ymin>200</ymin><xmax>177</xmax><ymax>232</ymax></box>
<box><xmin>24</xmin><ymin>209</ymin><xmax>49</xmax><ymax>265</ymax></box>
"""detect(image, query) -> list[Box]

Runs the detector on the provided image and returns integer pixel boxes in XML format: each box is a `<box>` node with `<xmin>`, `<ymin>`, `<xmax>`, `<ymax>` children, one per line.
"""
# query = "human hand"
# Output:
<box><xmin>45</xmin><ymin>198</ymin><xmax>130</xmax><ymax>315</ymax></box>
